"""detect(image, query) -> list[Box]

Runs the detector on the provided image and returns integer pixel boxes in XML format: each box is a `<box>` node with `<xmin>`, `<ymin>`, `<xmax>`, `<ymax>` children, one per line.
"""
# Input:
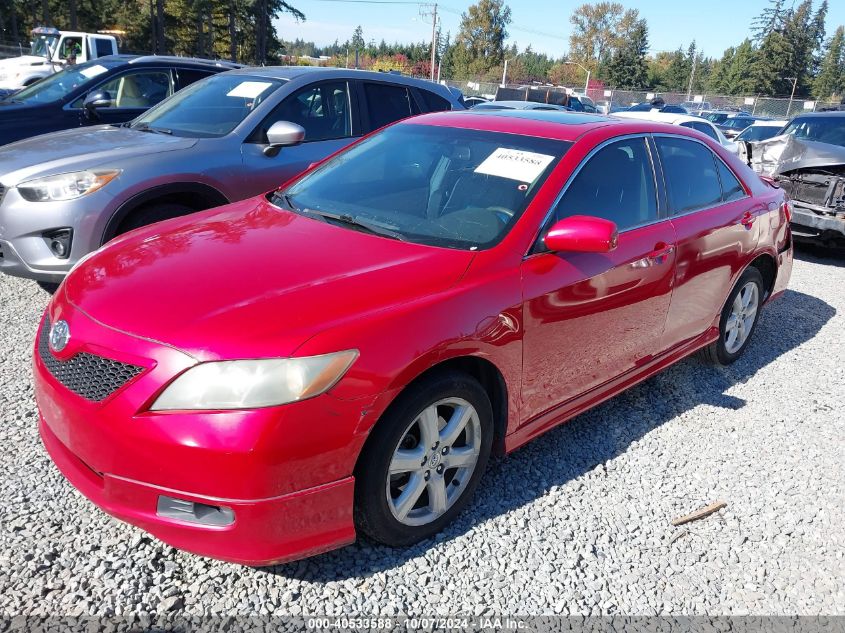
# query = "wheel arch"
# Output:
<box><xmin>101</xmin><ymin>182</ymin><xmax>229</xmax><ymax>244</ymax></box>
<box><xmin>747</xmin><ymin>252</ymin><xmax>777</xmax><ymax>300</ymax></box>
<box><xmin>355</xmin><ymin>354</ymin><xmax>510</xmax><ymax>482</ymax></box>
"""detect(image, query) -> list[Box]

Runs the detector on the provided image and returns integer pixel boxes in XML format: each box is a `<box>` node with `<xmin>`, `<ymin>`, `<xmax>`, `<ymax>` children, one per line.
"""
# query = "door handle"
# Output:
<box><xmin>648</xmin><ymin>243</ymin><xmax>675</xmax><ymax>264</ymax></box>
<box><xmin>739</xmin><ymin>211</ymin><xmax>755</xmax><ymax>229</ymax></box>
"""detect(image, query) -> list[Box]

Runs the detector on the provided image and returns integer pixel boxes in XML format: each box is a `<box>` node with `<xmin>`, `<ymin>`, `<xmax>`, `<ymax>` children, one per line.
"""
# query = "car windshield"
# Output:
<box><xmin>279</xmin><ymin>124</ymin><xmax>571</xmax><ymax>250</ymax></box>
<box><xmin>780</xmin><ymin>116</ymin><xmax>845</xmax><ymax>147</ymax></box>
<box><xmin>131</xmin><ymin>74</ymin><xmax>285</xmax><ymax>138</ymax></box>
<box><xmin>737</xmin><ymin>125</ymin><xmax>782</xmax><ymax>142</ymax></box>
<box><xmin>723</xmin><ymin>117</ymin><xmax>753</xmax><ymax>130</ymax></box>
<box><xmin>3</xmin><ymin>60</ymin><xmax>114</xmax><ymax>104</ymax></box>
<box><xmin>30</xmin><ymin>34</ymin><xmax>59</xmax><ymax>59</ymax></box>
<box><xmin>706</xmin><ymin>113</ymin><xmax>729</xmax><ymax>124</ymax></box>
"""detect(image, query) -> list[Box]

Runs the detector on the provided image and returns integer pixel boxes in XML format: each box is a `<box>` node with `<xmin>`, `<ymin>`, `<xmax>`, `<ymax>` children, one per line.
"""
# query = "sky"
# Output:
<box><xmin>276</xmin><ymin>0</ymin><xmax>845</xmax><ymax>59</ymax></box>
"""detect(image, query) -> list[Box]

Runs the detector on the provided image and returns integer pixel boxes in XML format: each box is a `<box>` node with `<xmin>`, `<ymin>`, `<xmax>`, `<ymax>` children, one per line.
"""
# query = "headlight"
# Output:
<box><xmin>150</xmin><ymin>351</ymin><xmax>359</xmax><ymax>411</ymax></box>
<box><xmin>17</xmin><ymin>170</ymin><xmax>120</xmax><ymax>202</ymax></box>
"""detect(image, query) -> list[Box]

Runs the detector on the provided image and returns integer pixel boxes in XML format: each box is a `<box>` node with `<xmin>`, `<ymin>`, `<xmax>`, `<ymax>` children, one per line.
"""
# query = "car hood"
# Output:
<box><xmin>63</xmin><ymin>198</ymin><xmax>475</xmax><ymax>360</ymax></box>
<box><xmin>0</xmin><ymin>126</ymin><xmax>197</xmax><ymax>184</ymax></box>
<box><xmin>0</xmin><ymin>55</ymin><xmax>54</xmax><ymax>70</ymax></box>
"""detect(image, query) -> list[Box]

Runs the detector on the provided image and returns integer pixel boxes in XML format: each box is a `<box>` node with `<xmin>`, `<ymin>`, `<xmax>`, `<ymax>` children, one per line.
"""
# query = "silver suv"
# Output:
<box><xmin>0</xmin><ymin>67</ymin><xmax>462</xmax><ymax>284</ymax></box>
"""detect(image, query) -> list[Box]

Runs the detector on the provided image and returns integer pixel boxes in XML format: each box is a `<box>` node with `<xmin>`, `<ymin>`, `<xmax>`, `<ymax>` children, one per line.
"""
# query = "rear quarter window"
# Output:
<box><xmin>417</xmin><ymin>88</ymin><xmax>452</xmax><ymax>112</ymax></box>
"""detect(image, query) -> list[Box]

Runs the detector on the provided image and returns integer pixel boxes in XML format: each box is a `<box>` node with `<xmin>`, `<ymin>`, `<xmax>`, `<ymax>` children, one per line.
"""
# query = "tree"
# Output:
<box><xmin>568</xmin><ymin>2</ymin><xmax>639</xmax><ymax>71</ymax></box>
<box><xmin>752</xmin><ymin>0</ymin><xmax>786</xmax><ymax>42</ymax></box>
<box><xmin>448</xmin><ymin>0</ymin><xmax>512</xmax><ymax>80</ymax></box>
<box><xmin>351</xmin><ymin>25</ymin><xmax>364</xmax><ymax>51</ymax></box>
<box><xmin>604</xmin><ymin>17</ymin><xmax>648</xmax><ymax>88</ymax></box>
<box><xmin>814</xmin><ymin>25</ymin><xmax>845</xmax><ymax>98</ymax></box>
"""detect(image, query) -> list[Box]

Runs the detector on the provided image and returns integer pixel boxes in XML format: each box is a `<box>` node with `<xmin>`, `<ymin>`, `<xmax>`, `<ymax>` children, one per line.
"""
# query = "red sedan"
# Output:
<box><xmin>34</xmin><ymin>111</ymin><xmax>793</xmax><ymax>565</ymax></box>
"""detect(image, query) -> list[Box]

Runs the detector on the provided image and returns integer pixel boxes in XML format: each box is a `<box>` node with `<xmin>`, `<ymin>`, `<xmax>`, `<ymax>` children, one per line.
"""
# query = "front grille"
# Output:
<box><xmin>38</xmin><ymin>318</ymin><xmax>145</xmax><ymax>402</ymax></box>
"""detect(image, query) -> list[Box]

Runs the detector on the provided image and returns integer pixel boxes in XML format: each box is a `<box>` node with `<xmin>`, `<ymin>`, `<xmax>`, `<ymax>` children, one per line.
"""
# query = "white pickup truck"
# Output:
<box><xmin>0</xmin><ymin>27</ymin><xmax>119</xmax><ymax>91</ymax></box>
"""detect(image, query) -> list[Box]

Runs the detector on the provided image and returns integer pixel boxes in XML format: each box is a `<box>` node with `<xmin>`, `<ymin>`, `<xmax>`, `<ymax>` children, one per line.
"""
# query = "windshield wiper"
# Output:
<box><xmin>134</xmin><ymin>123</ymin><xmax>172</xmax><ymax>135</ymax></box>
<box><xmin>304</xmin><ymin>208</ymin><xmax>406</xmax><ymax>242</ymax></box>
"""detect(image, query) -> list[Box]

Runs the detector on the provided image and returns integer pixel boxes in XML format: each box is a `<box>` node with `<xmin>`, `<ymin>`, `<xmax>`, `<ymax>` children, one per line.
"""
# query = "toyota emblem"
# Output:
<box><xmin>49</xmin><ymin>320</ymin><xmax>70</xmax><ymax>352</ymax></box>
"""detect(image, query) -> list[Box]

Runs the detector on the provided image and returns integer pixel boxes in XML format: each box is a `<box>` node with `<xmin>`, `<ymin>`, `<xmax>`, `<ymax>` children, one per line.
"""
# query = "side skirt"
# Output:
<box><xmin>504</xmin><ymin>327</ymin><xmax>719</xmax><ymax>453</ymax></box>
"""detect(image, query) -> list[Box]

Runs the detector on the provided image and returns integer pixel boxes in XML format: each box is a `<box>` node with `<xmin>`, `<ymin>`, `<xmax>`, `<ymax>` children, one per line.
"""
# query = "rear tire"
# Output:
<box><xmin>699</xmin><ymin>266</ymin><xmax>764</xmax><ymax>365</ymax></box>
<box><xmin>115</xmin><ymin>201</ymin><xmax>194</xmax><ymax>237</ymax></box>
<box><xmin>354</xmin><ymin>370</ymin><xmax>493</xmax><ymax>547</ymax></box>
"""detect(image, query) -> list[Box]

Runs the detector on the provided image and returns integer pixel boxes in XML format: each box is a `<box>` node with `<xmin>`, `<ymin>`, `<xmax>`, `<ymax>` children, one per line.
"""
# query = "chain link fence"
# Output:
<box><xmin>440</xmin><ymin>78</ymin><xmax>842</xmax><ymax>119</ymax></box>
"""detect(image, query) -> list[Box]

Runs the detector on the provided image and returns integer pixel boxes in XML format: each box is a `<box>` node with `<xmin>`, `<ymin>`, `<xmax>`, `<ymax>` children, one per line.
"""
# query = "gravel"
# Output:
<box><xmin>1</xmin><ymin>247</ymin><xmax>843</xmax><ymax>618</ymax></box>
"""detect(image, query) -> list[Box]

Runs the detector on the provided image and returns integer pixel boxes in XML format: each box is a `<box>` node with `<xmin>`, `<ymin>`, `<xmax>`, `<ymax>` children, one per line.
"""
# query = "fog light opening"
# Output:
<box><xmin>156</xmin><ymin>495</ymin><xmax>235</xmax><ymax>527</ymax></box>
<box><xmin>43</xmin><ymin>228</ymin><xmax>73</xmax><ymax>260</ymax></box>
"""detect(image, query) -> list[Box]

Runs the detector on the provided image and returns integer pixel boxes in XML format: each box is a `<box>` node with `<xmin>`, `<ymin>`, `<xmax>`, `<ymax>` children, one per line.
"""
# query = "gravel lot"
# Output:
<box><xmin>1</xmin><ymin>247</ymin><xmax>843</xmax><ymax>618</ymax></box>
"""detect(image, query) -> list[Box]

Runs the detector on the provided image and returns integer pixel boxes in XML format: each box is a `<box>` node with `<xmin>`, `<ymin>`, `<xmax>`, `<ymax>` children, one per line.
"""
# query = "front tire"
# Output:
<box><xmin>115</xmin><ymin>201</ymin><xmax>194</xmax><ymax>236</ymax></box>
<box><xmin>700</xmin><ymin>266</ymin><xmax>764</xmax><ymax>365</ymax></box>
<box><xmin>354</xmin><ymin>371</ymin><xmax>493</xmax><ymax>547</ymax></box>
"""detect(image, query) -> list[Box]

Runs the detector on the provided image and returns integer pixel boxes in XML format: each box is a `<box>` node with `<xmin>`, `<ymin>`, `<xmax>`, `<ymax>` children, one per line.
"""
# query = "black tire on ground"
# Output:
<box><xmin>699</xmin><ymin>266</ymin><xmax>765</xmax><ymax>366</ymax></box>
<box><xmin>354</xmin><ymin>370</ymin><xmax>494</xmax><ymax>547</ymax></box>
<box><xmin>115</xmin><ymin>201</ymin><xmax>194</xmax><ymax>236</ymax></box>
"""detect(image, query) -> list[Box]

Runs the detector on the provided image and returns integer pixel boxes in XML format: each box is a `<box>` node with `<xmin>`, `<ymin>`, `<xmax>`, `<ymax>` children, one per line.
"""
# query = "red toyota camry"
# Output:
<box><xmin>34</xmin><ymin>111</ymin><xmax>793</xmax><ymax>566</ymax></box>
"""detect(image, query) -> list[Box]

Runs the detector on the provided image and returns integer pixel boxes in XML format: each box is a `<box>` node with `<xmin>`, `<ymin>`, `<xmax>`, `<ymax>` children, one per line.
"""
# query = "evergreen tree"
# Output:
<box><xmin>813</xmin><ymin>25</ymin><xmax>845</xmax><ymax>98</ymax></box>
<box><xmin>604</xmin><ymin>17</ymin><xmax>648</xmax><ymax>88</ymax></box>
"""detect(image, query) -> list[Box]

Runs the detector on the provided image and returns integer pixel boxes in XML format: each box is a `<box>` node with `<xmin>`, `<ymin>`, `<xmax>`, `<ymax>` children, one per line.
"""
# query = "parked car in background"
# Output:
<box><xmin>463</xmin><ymin>96</ymin><xmax>490</xmax><ymax>108</ymax></box>
<box><xmin>0</xmin><ymin>55</ymin><xmax>240</xmax><ymax>146</ymax></box>
<box><xmin>680</xmin><ymin>100</ymin><xmax>712</xmax><ymax>115</ymax></box>
<box><xmin>0</xmin><ymin>27</ymin><xmax>119</xmax><ymax>91</ymax></box>
<box><xmin>566</xmin><ymin>94</ymin><xmax>597</xmax><ymax>113</ymax></box>
<box><xmin>626</xmin><ymin>102</ymin><xmax>688</xmax><ymax>114</ymax></box>
<box><xmin>735</xmin><ymin>119</ymin><xmax>788</xmax><ymax>144</ymax></box>
<box><xmin>705</xmin><ymin>110</ymin><xmax>754</xmax><ymax>128</ymax></box>
<box><xmin>35</xmin><ymin>109</ymin><xmax>792</xmax><ymax>566</ymax></box>
<box><xmin>595</xmin><ymin>100</ymin><xmax>624</xmax><ymax>114</ymax></box>
<box><xmin>472</xmin><ymin>100</ymin><xmax>570</xmax><ymax>112</ymax></box>
<box><xmin>746</xmin><ymin>112</ymin><xmax>845</xmax><ymax>246</ymax></box>
<box><xmin>0</xmin><ymin>67</ymin><xmax>463</xmax><ymax>285</ymax></box>
<box><xmin>717</xmin><ymin>115</ymin><xmax>766</xmax><ymax>139</ymax></box>
<box><xmin>614</xmin><ymin>110</ymin><xmax>738</xmax><ymax>153</ymax></box>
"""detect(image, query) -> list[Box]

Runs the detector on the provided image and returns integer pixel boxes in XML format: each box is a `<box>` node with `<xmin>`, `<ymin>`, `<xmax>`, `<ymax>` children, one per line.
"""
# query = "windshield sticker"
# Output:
<box><xmin>79</xmin><ymin>64</ymin><xmax>108</xmax><ymax>79</ymax></box>
<box><xmin>474</xmin><ymin>148</ymin><xmax>555</xmax><ymax>182</ymax></box>
<box><xmin>226</xmin><ymin>81</ymin><xmax>273</xmax><ymax>99</ymax></box>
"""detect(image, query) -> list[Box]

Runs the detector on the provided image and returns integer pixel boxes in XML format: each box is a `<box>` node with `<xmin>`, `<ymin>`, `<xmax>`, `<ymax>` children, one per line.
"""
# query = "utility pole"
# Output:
<box><xmin>786</xmin><ymin>77</ymin><xmax>798</xmax><ymax>117</ymax></box>
<box><xmin>420</xmin><ymin>3</ymin><xmax>438</xmax><ymax>81</ymax></box>
<box><xmin>686</xmin><ymin>54</ymin><xmax>698</xmax><ymax>101</ymax></box>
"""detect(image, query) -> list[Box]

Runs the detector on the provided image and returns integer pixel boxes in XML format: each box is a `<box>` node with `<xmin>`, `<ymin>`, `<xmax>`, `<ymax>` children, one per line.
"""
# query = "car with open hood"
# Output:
<box><xmin>34</xmin><ymin>109</ymin><xmax>793</xmax><ymax>566</ymax></box>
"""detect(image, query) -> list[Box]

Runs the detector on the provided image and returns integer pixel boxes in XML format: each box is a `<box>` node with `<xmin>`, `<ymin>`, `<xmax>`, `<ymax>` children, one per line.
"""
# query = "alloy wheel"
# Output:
<box><xmin>724</xmin><ymin>281</ymin><xmax>759</xmax><ymax>354</ymax></box>
<box><xmin>386</xmin><ymin>398</ymin><xmax>482</xmax><ymax>527</ymax></box>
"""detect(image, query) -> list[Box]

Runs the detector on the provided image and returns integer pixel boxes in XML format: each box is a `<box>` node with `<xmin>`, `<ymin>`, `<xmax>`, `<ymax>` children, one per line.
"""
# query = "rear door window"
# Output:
<box><xmin>655</xmin><ymin>136</ymin><xmax>722</xmax><ymax>214</ymax></box>
<box><xmin>417</xmin><ymin>88</ymin><xmax>452</xmax><ymax>112</ymax></box>
<box><xmin>363</xmin><ymin>82</ymin><xmax>421</xmax><ymax>131</ymax></box>
<box><xmin>176</xmin><ymin>68</ymin><xmax>215</xmax><ymax>90</ymax></box>
<box><xmin>551</xmin><ymin>137</ymin><xmax>658</xmax><ymax>231</ymax></box>
<box><xmin>94</xmin><ymin>38</ymin><xmax>114</xmax><ymax>58</ymax></box>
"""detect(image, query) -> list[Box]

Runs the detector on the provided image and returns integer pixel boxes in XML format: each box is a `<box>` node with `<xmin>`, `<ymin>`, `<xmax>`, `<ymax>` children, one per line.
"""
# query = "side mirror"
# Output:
<box><xmin>543</xmin><ymin>215</ymin><xmax>619</xmax><ymax>253</ymax></box>
<box><xmin>264</xmin><ymin>121</ymin><xmax>306</xmax><ymax>157</ymax></box>
<box><xmin>83</xmin><ymin>91</ymin><xmax>111</xmax><ymax>119</ymax></box>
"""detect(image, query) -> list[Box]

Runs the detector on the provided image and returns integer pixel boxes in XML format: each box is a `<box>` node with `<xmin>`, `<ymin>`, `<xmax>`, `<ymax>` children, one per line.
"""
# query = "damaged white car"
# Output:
<box><xmin>743</xmin><ymin>112</ymin><xmax>845</xmax><ymax>247</ymax></box>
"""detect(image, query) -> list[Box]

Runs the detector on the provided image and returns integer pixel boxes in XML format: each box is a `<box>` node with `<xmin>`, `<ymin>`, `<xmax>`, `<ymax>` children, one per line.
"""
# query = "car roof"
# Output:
<box><xmin>219</xmin><ymin>66</ymin><xmax>457</xmax><ymax>100</ymax></box>
<box><xmin>789</xmin><ymin>111</ymin><xmax>845</xmax><ymax>118</ymax></box>
<box><xmin>93</xmin><ymin>54</ymin><xmax>244</xmax><ymax>70</ymax></box>
<box><xmin>612</xmin><ymin>110</ymin><xmax>707</xmax><ymax>125</ymax></box>
<box><xmin>751</xmin><ymin>120</ymin><xmax>788</xmax><ymax>126</ymax></box>
<box><xmin>474</xmin><ymin>100</ymin><xmax>567</xmax><ymax>110</ymax></box>
<box><xmin>404</xmin><ymin>109</ymin><xmax>633</xmax><ymax>142</ymax></box>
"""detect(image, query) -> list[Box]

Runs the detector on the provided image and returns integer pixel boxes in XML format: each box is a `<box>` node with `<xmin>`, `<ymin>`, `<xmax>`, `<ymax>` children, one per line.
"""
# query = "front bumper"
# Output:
<box><xmin>40</xmin><ymin>417</ymin><xmax>355</xmax><ymax>566</ymax></box>
<box><xmin>790</xmin><ymin>205</ymin><xmax>845</xmax><ymax>242</ymax></box>
<box><xmin>0</xmin><ymin>185</ymin><xmax>117</xmax><ymax>282</ymax></box>
<box><xmin>33</xmin><ymin>304</ymin><xmax>368</xmax><ymax>565</ymax></box>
